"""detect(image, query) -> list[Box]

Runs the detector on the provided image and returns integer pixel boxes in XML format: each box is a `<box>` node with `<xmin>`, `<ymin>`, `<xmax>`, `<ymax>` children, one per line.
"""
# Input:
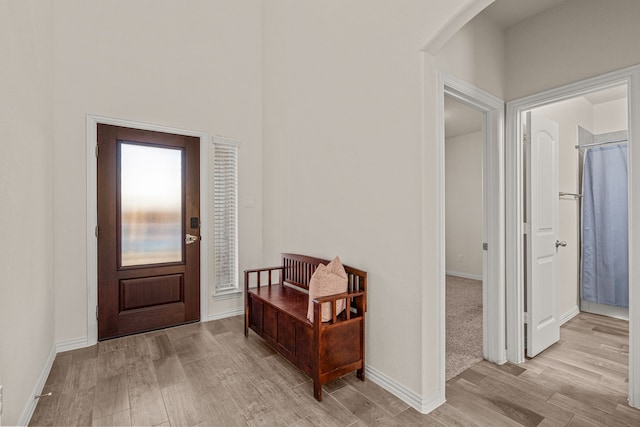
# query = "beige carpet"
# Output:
<box><xmin>446</xmin><ymin>275</ymin><xmax>483</xmax><ymax>381</ymax></box>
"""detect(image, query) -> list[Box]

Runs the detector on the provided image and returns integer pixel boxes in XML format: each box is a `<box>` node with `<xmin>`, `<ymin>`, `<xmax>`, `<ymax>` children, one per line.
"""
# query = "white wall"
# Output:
<box><xmin>533</xmin><ymin>97</ymin><xmax>594</xmax><ymax>319</ymax></box>
<box><xmin>262</xmin><ymin>0</ymin><xmax>484</xmax><ymax>405</ymax></box>
<box><xmin>506</xmin><ymin>0</ymin><xmax>640</xmax><ymax>100</ymax></box>
<box><xmin>594</xmin><ymin>98</ymin><xmax>628</xmax><ymax>134</ymax></box>
<box><xmin>52</xmin><ymin>0</ymin><xmax>263</xmax><ymax>343</ymax></box>
<box><xmin>0</xmin><ymin>1</ymin><xmax>55</xmax><ymax>425</ymax></box>
<box><xmin>436</xmin><ymin>12</ymin><xmax>506</xmax><ymax>100</ymax></box>
<box><xmin>445</xmin><ymin>131</ymin><xmax>483</xmax><ymax>279</ymax></box>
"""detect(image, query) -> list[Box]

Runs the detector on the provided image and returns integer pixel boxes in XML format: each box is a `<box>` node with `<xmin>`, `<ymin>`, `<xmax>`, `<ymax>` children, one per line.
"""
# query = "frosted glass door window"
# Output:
<box><xmin>120</xmin><ymin>142</ymin><xmax>183</xmax><ymax>266</ymax></box>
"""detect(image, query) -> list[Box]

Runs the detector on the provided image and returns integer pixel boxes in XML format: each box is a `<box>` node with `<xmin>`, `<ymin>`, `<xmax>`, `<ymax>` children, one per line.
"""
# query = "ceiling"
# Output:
<box><xmin>583</xmin><ymin>85</ymin><xmax>628</xmax><ymax>105</ymax></box>
<box><xmin>445</xmin><ymin>96</ymin><xmax>483</xmax><ymax>138</ymax></box>
<box><xmin>482</xmin><ymin>0</ymin><xmax>567</xmax><ymax>29</ymax></box>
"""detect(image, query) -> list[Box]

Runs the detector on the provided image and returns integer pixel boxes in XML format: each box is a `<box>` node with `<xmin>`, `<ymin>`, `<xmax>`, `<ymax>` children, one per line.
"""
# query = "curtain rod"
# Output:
<box><xmin>575</xmin><ymin>138</ymin><xmax>627</xmax><ymax>149</ymax></box>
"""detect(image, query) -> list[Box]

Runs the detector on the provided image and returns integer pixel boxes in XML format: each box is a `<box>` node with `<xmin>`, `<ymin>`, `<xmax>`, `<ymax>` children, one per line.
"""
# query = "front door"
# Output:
<box><xmin>525</xmin><ymin>111</ymin><xmax>560</xmax><ymax>357</ymax></box>
<box><xmin>97</xmin><ymin>124</ymin><xmax>200</xmax><ymax>340</ymax></box>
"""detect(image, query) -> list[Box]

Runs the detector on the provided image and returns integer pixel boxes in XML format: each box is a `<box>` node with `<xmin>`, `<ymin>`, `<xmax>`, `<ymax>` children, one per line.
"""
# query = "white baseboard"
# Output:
<box><xmin>56</xmin><ymin>337</ymin><xmax>89</xmax><ymax>354</ymax></box>
<box><xmin>55</xmin><ymin>309</ymin><xmax>245</xmax><ymax>355</ymax></box>
<box><xmin>365</xmin><ymin>364</ymin><xmax>445</xmax><ymax>415</ymax></box>
<box><xmin>559</xmin><ymin>305</ymin><xmax>580</xmax><ymax>326</ymax></box>
<box><xmin>446</xmin><ymin>270</ymin><xmax>483</xmax><ymax>281</ymax></box>
<box><xmin>580</xmin><ymin>300</ymin><xmax>629</xmax><ymax>321</ymax></box>
<box><xmin>18</xmin><ymin>344</ymin><xmax>56</xmax><ymax>426</ymax></box>
<box><xmin>207</xmin><ymin>307</ymin><xmax>244</xmax><ymax>322</ymax></box>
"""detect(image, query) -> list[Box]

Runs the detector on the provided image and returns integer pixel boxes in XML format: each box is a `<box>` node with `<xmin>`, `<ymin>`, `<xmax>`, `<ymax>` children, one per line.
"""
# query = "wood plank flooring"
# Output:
<box><xmin>29</xmin><ymin>313</ymin><xmax>640</xmax><ymax>426</ymax></box>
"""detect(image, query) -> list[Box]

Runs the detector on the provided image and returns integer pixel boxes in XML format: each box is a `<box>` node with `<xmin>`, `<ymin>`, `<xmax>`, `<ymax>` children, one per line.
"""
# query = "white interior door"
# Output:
<box><xmin>526</xmin><ymin>111</ymin><xmax>560</xmax><ymax>357</ymax></box>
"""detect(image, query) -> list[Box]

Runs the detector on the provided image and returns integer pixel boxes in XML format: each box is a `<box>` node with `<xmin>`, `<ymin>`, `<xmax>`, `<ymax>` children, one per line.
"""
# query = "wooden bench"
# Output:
<box><xmin>244</xmin><ymin>253</ymin><xmax>367</xmax><ymax>401</ymax></box>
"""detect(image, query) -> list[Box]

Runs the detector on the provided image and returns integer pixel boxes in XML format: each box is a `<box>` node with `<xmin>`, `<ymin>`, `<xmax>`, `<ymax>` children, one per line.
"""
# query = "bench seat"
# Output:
<box><xmin>248</xmin><ymin>284</ymin><xmax>310</xmax><ymax>324</ymax></box>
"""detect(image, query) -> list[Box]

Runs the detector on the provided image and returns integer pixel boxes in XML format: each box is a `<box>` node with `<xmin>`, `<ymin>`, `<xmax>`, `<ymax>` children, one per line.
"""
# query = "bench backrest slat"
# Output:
<box><xmin>280</xmin><ymin>253</ymin><xmax>367</xmax><ymax>297</ymax></box>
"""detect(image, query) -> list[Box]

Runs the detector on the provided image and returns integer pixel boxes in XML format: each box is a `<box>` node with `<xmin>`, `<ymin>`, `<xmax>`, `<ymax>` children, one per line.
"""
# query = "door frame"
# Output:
<box><xmin>435</xmin><ymin>71</ymin><xmax>506</xmax><ymax>399</ymax></box>
<box><xmin>86</xmin><ymin>114</ymin><xmax>209</xmax><ymax>345</ymax></box>
<box><xmin>505</xmin><ymin>65</ymin><xmax>640</xmax><ymax>407</ymax></box>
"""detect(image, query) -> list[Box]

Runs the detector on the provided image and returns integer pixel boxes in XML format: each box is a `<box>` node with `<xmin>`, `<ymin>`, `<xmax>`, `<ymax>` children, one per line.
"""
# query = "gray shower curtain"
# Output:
<box><xmin>581</xmin><ymin>143</ymin><xmax>629</xmax><ymax>307</ymax></box>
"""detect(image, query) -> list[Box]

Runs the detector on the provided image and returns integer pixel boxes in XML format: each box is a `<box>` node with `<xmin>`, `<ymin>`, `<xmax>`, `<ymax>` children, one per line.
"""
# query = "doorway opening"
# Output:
<box><xmin>444</xmin><ymin>95</ymin><xmax>485</xmax><ymax>380</ymax></box>
<box><xmin>435</xmin><ymin>72</ymin><xmax>505</xmax><ymax>406</ymax></box>
<box><xmin>521</xmin><ymin>84</ymin><xmax>629</xmax><ymax>357</ymax></box>
<box><xmin>506</xmin><ymin>65</ymin><xmax>640</xmax><ymax>407</ymax></box>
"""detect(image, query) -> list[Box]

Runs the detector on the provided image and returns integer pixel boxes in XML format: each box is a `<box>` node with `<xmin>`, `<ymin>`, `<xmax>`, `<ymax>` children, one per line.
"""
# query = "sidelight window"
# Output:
<box><xmin>211</xmin><ymin>137</ymin><xmax>239</xmax><ymax>294</ymax></box>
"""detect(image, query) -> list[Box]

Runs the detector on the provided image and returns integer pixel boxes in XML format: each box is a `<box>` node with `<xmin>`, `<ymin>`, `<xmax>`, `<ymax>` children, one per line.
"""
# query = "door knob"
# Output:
<box><xmin>185</xmin><ymin>234</ymin><xmax>199</xmax><ymax>245</ymax></box>
<box><xmin>555</xmin><ymin>240</ymin><xmax>567</xmax><ymax>248</ymax></box>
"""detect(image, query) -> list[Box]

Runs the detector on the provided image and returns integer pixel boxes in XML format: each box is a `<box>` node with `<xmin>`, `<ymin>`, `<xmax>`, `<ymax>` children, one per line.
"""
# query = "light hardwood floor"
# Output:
<box><xmin>30</xmin><ymin>313</ymin><xmax>640</xmax><ymax>426</ymax></box>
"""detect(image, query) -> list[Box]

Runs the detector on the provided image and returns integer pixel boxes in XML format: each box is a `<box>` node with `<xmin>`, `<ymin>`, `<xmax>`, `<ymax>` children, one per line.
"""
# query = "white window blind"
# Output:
<box><xmin>212</xmin><ymin>138</ymin><xmax>238</xmax><ymax>293</ymax></box>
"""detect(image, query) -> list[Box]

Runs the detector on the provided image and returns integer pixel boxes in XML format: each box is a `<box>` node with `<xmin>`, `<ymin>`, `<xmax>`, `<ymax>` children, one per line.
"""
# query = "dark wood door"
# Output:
<box><xmin>97</xmin><ymin>124</ymin><xmax>200</xmax><ymax>340</ymax></box>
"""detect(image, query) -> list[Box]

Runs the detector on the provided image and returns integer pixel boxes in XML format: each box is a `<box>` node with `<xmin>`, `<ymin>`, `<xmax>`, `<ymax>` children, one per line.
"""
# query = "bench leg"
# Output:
<box><xmin>357</xmin><ymin>367</ymin><xmax>365</xmax><ymax>381</ymax></box>
<box><xmin>244</xmin><ymin>308</ymin><xmax>249</xmax><ymax>337</ymax></box>
<box><xmin>313</xmin><ymin>379</ymin><xmax>323</xmax><ymax>401</ymax></box>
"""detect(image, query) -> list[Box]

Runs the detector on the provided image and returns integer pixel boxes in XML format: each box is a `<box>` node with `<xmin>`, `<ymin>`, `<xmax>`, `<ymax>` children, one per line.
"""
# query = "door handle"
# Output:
<box><xmin>555</xmin><ymin>240</ymin><xmax>567</xmax><ymax>248</ymax></box>
<box><xmin>185</xmin><ymin>234</ymin><xmax>199</xmax><ymax>245</ymax></box>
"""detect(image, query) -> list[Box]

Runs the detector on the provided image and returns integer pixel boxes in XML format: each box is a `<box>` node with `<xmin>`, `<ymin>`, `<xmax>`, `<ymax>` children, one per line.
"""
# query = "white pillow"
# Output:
<box><xmin>307</xmin><ymin>256</ymin><xmax>348</xmax><ymax>323</ymax></box>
